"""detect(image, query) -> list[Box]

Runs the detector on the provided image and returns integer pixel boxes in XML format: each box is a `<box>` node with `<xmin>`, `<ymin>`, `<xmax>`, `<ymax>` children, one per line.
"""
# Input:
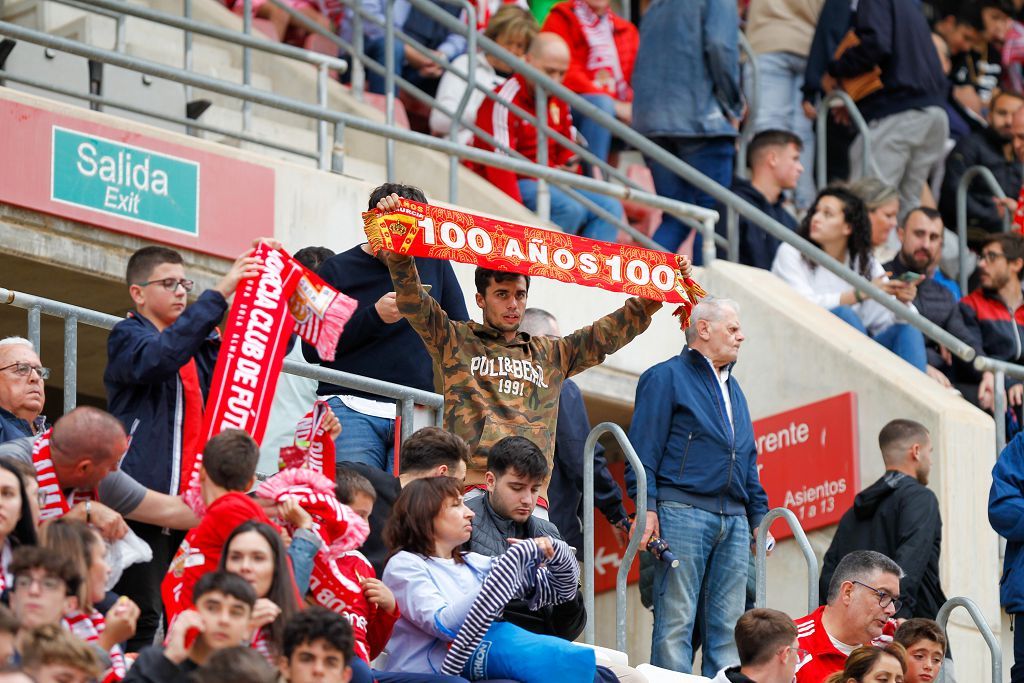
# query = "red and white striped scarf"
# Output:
<box><xmin>572</xmin><ymin>0</ymin><xmax>627</xmax><ymax>100</ymax></box>
<box><xmin>279</xmin><ymin>401</ymin><xmax>336</xmax><ymax>482</ymax></box>
<box><xmin>32</xmin><ymin>429</ymin><xmax>98</xmax><ymax>523</ymax></box>
<box><xmin>250</xmin><ymin>626</ymin><xmax>274</xmax><ymax>665</ymax></box>
<box><xmin>63</xmin><ymin>610</ymin><xmax>127</xmax><ymax>682</ymax></box>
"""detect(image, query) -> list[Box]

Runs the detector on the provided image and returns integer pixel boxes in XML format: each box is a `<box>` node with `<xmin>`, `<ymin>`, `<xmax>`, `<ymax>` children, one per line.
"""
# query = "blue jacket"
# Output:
<box><xmin>625</xmin><ymin>348</ymin><xmax>768</xmax><ymax>530</ymax></box>
<box><xmin>631</xmin><ymin>0</ymin><xmax>741</xmax><ymax>139</ymax></box>
<box><xmin>989</xmin><ymin>432</ymin><xmax>1024</xmax><ymax>612</ymax></box>
<box><xmin>717</xmin><ymin>177</ymin><xmax>798</xmax><ymax>271</ymax></box>
<box><xmin>0</xmin><ymin>407</ymin><xmax>35</xmax><ymax>445</ymax></box>
<box><xmin>104</xmin><ymin>290</ymin><xmax>225</xmax><ymax>494</ymax></box>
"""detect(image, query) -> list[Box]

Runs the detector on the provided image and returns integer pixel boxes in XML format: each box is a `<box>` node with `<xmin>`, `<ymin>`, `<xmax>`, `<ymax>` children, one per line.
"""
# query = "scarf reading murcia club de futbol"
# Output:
<box><xmin>363</xmin><ymin>199</ymin><xmax>706</xmax><ymax>328</ymax></box>
<box><xmin>32</xmin><ymin>429</ymin><xmax>98</xmax><ymax>523</ymax></box>
<box><xmin>181</xmin><ymin>244</ymin><xmax>357</xmax><ymax>510</ymax></box>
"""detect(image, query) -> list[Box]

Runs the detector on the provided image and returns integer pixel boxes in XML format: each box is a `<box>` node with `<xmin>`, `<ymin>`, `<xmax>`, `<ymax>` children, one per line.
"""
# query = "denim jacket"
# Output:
<box><xmin>631</xmin><ymin>0</ymin><xmax>742</xmax><ymax>138</ymax></box>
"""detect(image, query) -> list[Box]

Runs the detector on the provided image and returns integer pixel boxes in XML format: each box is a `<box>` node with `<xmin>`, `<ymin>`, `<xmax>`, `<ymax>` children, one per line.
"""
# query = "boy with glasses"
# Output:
<box><xmin>793</xmin><ymin>550</ymin><xmax>902</xmax><ymax>683</ymax></box>
<box><xmin>712</xmin><ymin>608</ymin><xmax>804</xmax><ymax>683</ymax></box>
<box><xmin>104</xmin><ymin>243</ymin><xmax>265</xmax><ymax>651</ymax></box>
<box><xmin>0</xmin><ymin>337</ymin><xmax>48</xmax><ymax>444</ymax></box>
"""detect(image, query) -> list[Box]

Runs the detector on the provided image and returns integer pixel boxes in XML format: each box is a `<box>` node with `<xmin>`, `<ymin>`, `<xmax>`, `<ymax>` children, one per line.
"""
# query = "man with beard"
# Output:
<box><xmin>940</xmin><ymin>89</ymin><xmax>1024</xmax><ymax>243</ymax></box>
<box><xmin>960</xmin><ymin>232</ymin><xmax>1024</xmax><ymax>411</ymax></box>
<box><xmin>884</xmin><ymin>208</ymin><xmax>972</xmax><ymax>386</ymax></box>
<box><xmin>818</xmin><ymin>420</ymin><xmax>946</xmax><ymax>621</ymax></box>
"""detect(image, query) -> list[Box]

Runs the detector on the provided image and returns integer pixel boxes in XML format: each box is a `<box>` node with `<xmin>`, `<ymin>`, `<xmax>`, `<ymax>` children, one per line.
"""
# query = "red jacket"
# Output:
<box><xmin>541</xmin><ymin>1</ymin><xmax>638</xmax><ymax>101</ymax></box>
<box><xmin>794</xmin><ymin>606</ymin><xmax>897</xmax><ymax>683</ymax></box>
<box><xmin>470</xmin><ymin>73</ymin><xmax>576</xmax><ymax>203</ymax></box>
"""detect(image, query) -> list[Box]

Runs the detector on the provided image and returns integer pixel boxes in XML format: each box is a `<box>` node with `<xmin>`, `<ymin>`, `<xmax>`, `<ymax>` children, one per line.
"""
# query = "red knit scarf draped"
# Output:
<box><xmin>572</xmin><ymin>0</ymin><xmax>627</xmax><ymax>100</ymax></box>
<box><xmin>33</xmin><ymin>429</ymin><xmax>98</xmax><ymax>523</ymax></box>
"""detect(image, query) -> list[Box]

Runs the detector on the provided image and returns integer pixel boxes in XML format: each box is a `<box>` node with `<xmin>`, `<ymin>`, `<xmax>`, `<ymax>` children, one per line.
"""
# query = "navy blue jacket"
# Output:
<box><xmin>625</xmin><ymin>348</ymin><xmax>768</xmax><ymax>529</ymax></box>
<box><xmin>989</xmin><ymin>432</ymin><xmax>1024</xmax><ymax>612</ymax></box>
<box><xmin>302</xmin><ymin>245</ymin><xmax>469</xmax><ymax>399</ymax></box>
<box><xmin>104</xmin><ymin>290</ymin><xmax>225</xmax><ymax>494</ymax></box>
<box><xmin>716</xmin><ymin>177</ymin><xmax>798</xmax><ymax>271</ymax></box>
<box><xmin>548</xmin><ymin>379</ymin><xmax>628</xmax><ymax>558</ymax></box>
<box><xmin>0</xmin><ymin>407</ymin><xmax>33</xmax><ymax>445</ymax></box>
<box><xmin>827</xmin><ymin>0</ymin><xmax>946</xmax><ymax>121</ymax></box>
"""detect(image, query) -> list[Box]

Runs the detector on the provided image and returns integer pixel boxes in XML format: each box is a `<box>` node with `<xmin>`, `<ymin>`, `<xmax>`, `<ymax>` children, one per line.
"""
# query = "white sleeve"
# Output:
<box><xmin>383</xmin><ymin>553</ymin><xmax>474</xmax><ymax>641</ymax></box>
<box><xmin>430</xmin><ymin>55</ymin><xmax>469</xmax><ymax>136</ymax></box>
<box><xmin>771</xmin><ymin>244</ymin><xmax>843</xmax><ymax>309</ymax></box>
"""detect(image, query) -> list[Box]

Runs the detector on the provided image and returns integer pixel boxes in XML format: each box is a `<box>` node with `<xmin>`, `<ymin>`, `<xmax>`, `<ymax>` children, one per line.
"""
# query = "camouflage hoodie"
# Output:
<box><xmin>387</xmin><ymin>253</ymin><xmax>662</xmax><ymax>498</ymax></box>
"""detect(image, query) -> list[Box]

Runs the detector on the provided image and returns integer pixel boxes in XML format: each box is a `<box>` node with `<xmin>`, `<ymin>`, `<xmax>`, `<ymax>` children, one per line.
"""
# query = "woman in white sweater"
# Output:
<box><xmin>771</xmin><ymin>186</ymin><xmax>927</xmax><ymax>371</ymax></box>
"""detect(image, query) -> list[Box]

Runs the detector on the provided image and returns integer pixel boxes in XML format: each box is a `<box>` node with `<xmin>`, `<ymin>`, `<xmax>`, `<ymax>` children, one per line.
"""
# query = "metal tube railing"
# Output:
<box><xmin>735</xmin><ymin>32</ymin><xmax>758</xmax><ymax>180</ymax></box>
<box><xmin>446</xmin><ymin>2</ymin><xmax>476</xmax><ymax>203</ymax></box>
<box><xmin>957</xmin><ymin>165</ymin><xmax>1011</xmax><ymax>294</ymax></box>
<box><xmin>582</xmin><ymin>422</ymin><xmax>646</xmax><ymax>653</ymax></box>
<box><xmin>935</xmin><ymin>596</ymin><xmax>1002</xmax><ymax>683</ymax></box>
<box><xmin>0</xmin><ymin>288</ymin><xmax>443</xmax><ymax>443</ymax></box>
<box><xmin>383</xmin><ymin>0</ymin><xmax>395</xmax><ymax>180</ymax></box>
<box><xmin>973</xmin><ymin>355</ymin><xmax>1024</xmax><ymax>454</ymax></box>
<box><xmin>242</xmin><ymin>0</ymin><xmax>252</xmax><ymax>131</ymax></box>
<box><xmin>815</xmin><ymin>90</ymin><xmax>879</xmax><ymax>189</ymax></box>
<box><xmin>754</xmin><ymin>508</ymin><xmax>819</xmax><ymax>614</ymax></box>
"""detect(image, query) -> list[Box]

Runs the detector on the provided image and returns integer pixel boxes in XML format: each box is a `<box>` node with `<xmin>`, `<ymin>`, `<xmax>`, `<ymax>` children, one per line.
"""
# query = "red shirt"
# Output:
<box><xmin>794</xmin><ymin>606</ymin><xmax>897</xmax><ymax>683</ymax></box>
<box><xmin>470</xmin><ymin>73</ymin><xmax>576</xmax><ymax>203</ymax></box>
<box><xmin>162</xmin><ymin>492</ymin><xmax>273</xmax><ymax>622</ymax></box>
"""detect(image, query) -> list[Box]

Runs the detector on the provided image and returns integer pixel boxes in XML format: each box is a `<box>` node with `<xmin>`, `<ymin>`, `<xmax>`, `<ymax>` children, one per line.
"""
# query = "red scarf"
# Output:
<box><xmin>177</xmin><ymin>359</ymin><xmax>204</xmax><ymax>496</ymax></box>
<box><xmin>181</xmin><ymin>245</ymin><xmax>357</xmax><ymax>513</ymax></box>
<box><xmin>33</xmin><ymin>429</ymin><xmax>97</xmax><ymax>523</ymax></box>
<box><xmin>573</xmin><ymin>0</ymin><xmax>627</xmax><ymax>100</ymax></box>
<box><xmin>64</xmin><ymin>610</ymin><xmax>126</xmax><ymax>682</ymax></box>
<box><xmin>250</xmin><ymin>626</ymin><xmax>274</xmax><ymax>665</ymax></box>
<box><xmin>1014</xmin><ymin>184</ymin><xmax>1024</xmax><ymax>234</ymax></box>
<box><xmin>279</xmin><ymin>401</ymin><xmax>337</xmax><ymax>482</ymax></box>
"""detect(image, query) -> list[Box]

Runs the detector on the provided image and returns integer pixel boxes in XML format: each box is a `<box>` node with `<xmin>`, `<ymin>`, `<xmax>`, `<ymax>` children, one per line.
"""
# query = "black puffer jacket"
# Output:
<box><xmin>818</xmin><ymin>471</ymin><xmax>947</xmax><ymax>619</ymax></box>
<box><xmin>940</xmin><ymin>127</ymin><xmax>1022</xmax><ymax>241</ymax></box>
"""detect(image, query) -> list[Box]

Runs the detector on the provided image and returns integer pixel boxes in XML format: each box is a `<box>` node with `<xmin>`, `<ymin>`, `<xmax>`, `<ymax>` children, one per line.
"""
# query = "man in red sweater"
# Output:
<box><xmin>541</xmin><ymin>0</ymin><xmax>637</xmax><ymax>164</ymax></box>
<box><xmin>794</xmin><ymin>551</ymin><xmax>901</xmax><ymax>683</ymax></box>
<box><xmin>471</xmin><ymin>32</ymin><xmax>624</xmax><ymax>243</ymax></box>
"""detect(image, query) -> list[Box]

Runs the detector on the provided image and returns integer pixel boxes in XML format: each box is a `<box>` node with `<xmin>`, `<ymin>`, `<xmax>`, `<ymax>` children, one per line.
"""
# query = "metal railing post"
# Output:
<box><xmin>755</xmin><ymin>508</ymin><xmax>819</xmax><ymax>614</ymax></box>
<box><xmin>332</xmin><ymin>120</ymin><xmax>346</xmax><ymax>173</ymax></box>
<box><xmin>815</xmin><ymin>91</ymin><xmax>879</xmax><ymax>187</ymax></box>
<box><xmin>702</xmin><ymin>216</ymin><xmax>718</xmax><ymax>265</ymax></box>
<box><xmin>447</xmin><ymin>0</ymin><xmax>476</xmax><ymax>203</ymax></box>
<box><xmin>183</xmin><ymin>0</ymin><xmax>194</xmax><ymax>135</ymax></box>
<box><xmin>736</xmin><ymin>32</ymin><xmax>758</xmax><ymax>180</ymax></box>
<box><xmin>384</xmin><ymin>0</ymin><xmax>396</xmax><ymax>181</ymax></box>
<box><xmin>63</xmin><ymin>316</ymin><xmax>78</xmax><ymax>414</ymax></box>
<box><xmin>115</xmin><ymin>14</ymin><xmax>126</xmax><ymax>53</ymax></box>
<box><xmin>726</xmin><ymin>205</ymin><xmax>740</xmax><ymax>262</ymax></box>
<box><xmin>317</xmin><ymin>61</ymin><xmax>329</xmax><ymax>170</ymax></box>
<box><xmin>534</xmin><ymin>85</ymin><xmax>550</xmax><ymax>223</ymax></box>
<box><xmin>26</xmin><ymin>306</ymin><xmax>41</xmax><ymax>354</ymax></box>
<box><xmin>957</xmin><ymin>165</ymin><xmax>1011</xmax><ymax>293</ymax></box>
<box><xmin>935</xmin><ymin>597</ymin><xmax>1002</xmax><ymax>683</ymax></box>
<box><xmin>242</xmin><ymin>0</ymin><xmax>252</xmax><ymax>131</ymax></box>
<box><xmin>352</xmin><ymin>10</ymin><xmax>365</xmax><ymax>101</ymax></box>
<box><xmin>996</xmin><ymin>369</ymin><xmax>1007</xmax><ymax>454</ymax></box>
<box><xmin>582</xmin><ymin>422</ymin><xmax>645</xmax><ymax>653</ymax></box>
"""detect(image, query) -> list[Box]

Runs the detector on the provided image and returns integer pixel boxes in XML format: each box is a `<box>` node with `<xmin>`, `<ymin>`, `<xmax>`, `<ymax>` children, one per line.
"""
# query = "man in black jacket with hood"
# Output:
<box><xmin>818</xmin><ymin>419</ymin><xmax>947</xmax><ymax>620</ymax></box>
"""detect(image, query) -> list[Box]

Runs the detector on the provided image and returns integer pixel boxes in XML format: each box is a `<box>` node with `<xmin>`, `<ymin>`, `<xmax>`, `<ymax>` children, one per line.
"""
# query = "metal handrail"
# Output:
<box><xmin>754</xmin><ymin>508</ymin><xmax>819</xmax><ymax>614</ymax></box>
<box><xmin>0</xmin><ymin>288</ymin><xmax>443</xmax><ymax>442</ymax></box>
<box><xmin>957</xmin><ymin>165</ymin><xmax>1012</xmax><ymax>294</ymax></box>
<box><xmin>973</xmin><ymin>356</ymin><xmax>1024</xmax><ymax>453</ymax></box>
<box><xmin>935</xmin><ymin>596</ymin><xmax>1002</xmax><ymax>683</ymax></box>
<box><xmin>582</xmin><ymin>422</ymin><xmax>646</xmax><ymax>653</ymax></box>
<box><xmin>815</xmin><ymin>90</ymin><xmax>880</xmax><ymax>189</ymax></box>
<box><xmin>735</xmin><ymin>32</ymin><xmax>758</xmax><ymax>180</ymax></box>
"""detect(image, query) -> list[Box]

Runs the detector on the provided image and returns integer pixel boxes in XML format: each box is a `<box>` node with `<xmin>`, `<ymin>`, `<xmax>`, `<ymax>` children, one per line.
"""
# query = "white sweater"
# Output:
<box><xmin>770</xmin><ymin>242</ymin><xmax>905</xmax><ymax>336</ymax></box>
<box><xmin>429</xmin><ymin>53</ymin><xmax>505</xmax><ymax>146</ymax></box>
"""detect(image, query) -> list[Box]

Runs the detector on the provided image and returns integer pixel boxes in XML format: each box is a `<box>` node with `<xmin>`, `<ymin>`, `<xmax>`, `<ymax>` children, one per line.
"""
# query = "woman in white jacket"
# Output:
<box><xmin>771</xmin><ymin>185</ymin><xmax>927</xmax><ymax>371</ymax></box>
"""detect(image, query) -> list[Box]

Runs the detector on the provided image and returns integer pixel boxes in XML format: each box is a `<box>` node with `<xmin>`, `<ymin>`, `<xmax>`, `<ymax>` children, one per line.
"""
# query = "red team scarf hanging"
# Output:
<box><xmin>1014</xmin><ymin>185</ymin><xmax>1024</xmax><ymax>234</ymax></box>
<box><xmin>33</xmin><ymin>429</ymin><xmax>98</xmax><ymax>523</ymax></box>
<box><xmin>64</xmin><ymin>610</ymin><xmax>126</xmax><ymax>682</ymax></box>
<box><xmin>181</xmin><ymin>244</ymin><xmax>357</xmax><ymax>509</ymax></box>
<box><xmin>362</xmin><ymin>199</ymin><xmax>706</xmax><ymax>328</ymax></box>
<box><xmin>278</xmin><ymin>400</ymin><xmax>337</xmax><ymax>483</ymax></box>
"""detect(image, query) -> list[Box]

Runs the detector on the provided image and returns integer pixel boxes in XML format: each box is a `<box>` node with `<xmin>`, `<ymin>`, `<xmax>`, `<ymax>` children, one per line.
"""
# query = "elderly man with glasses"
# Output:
<box><xmin>793</xmin><ymin>550</ymin><xmax>903</xmax><ymax>683</ymax></box>
<box><xmin>0</xmin><ymin>337</ymin><xmax>48</xmax><ymax>444</ymax></box>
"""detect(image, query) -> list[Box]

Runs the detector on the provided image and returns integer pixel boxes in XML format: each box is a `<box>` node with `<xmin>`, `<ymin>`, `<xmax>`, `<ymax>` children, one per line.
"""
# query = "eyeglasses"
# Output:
<box><xmin>852</xmin><ymin>580</ymin><xmax>903</xmax><ymax>612</ymax></box>
<box><xmin>136</xmin><ymin>278</ymin><xmax>194</xmax><ymax>293</ymax></box>
<box><xmin>0</xmin><ymin>362</ymin><xmax>50</xmax><ymax>381</ymax></box>
<box><xmin>979</xmin><ymin>251</ymin><xmax>1007</xmax><ymax>264</ymax></box>
<box><xmin>782</xmin><ymin>646</ymin><xmax>811</xmax><ymax>663</ymax></box>
<box><xmin>14</xmin><ymin>575</ymin><xmax>66</xmax><ymax>593</ymax></box>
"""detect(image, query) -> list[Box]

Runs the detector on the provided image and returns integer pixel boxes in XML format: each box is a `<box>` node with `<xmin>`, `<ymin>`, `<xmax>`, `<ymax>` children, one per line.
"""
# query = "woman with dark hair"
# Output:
<box><xmin>0</xmin><ymin>459</ymin><xmax>37</xmax><ymax>590</ymax></box>
<box><xmin>824</xmin><ymin>643</ymin><xmax>907</xmax><ymax>683</ymax></box>
<box><xmin>219</xmin><ymin>520</ymin><xmax>301</xmax><ymax>664</ymax></box>
<box><xmin>771</xmin><ymin>185</ymin><xmax>928</xmax><ymax>370</ymax></box>
<box><xmin>380</xmin><ymin>477</ymin><xmax>593</xmax><ymax>683</ymax></box>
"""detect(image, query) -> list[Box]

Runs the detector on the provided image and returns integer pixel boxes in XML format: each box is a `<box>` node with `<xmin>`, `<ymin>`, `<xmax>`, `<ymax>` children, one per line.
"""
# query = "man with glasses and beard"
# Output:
<box><xmin>818</xmin><ymin>421</ymin><xmax>946</xmax><ymax>623</ymax></box>
<box><xmin>794</xmin><ymin>551</ymin><xmax>903</xmax><ymax>683</ymax></box>
<box><xmin>0</xmin><ymin>337</ymin><xmax>47</xmax><ymax>443</ymax></box>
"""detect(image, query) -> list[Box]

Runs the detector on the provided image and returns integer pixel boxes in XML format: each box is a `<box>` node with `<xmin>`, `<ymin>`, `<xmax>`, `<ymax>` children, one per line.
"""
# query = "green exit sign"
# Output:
<box><xmin>51</xmin><ymin>126</ymin><xmax>200</xmax><ymax>235</ymax></box>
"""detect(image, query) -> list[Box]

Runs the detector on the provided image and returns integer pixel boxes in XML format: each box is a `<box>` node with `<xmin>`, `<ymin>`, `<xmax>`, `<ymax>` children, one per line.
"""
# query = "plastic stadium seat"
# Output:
<box><xmin>252</xmin><ymin>17</ymin><xmax>279</xmax><ymax>40</ymax></box>
<box><xmin>100</xmin><ymin>64</ymin><xmax>189</xmax><ymax>134</ymax></box>
<box><xmin>0</xmin><ymin>39</ymin><xmax>91</xmax><ymax>108</ymax></box>
<box><xmin>361</xmin><ymin>90</ymin><xmax>411</xmax><ymax>130</ymax></box>
<box><xmin>637</xmin><ymin>663</ymin><xmax>713</xmax><ymax>683</ymax></box>
<box><xmin>573</xmin><ymin>642</ymin><xmax>629</xmax><ymax>667</ymax></box>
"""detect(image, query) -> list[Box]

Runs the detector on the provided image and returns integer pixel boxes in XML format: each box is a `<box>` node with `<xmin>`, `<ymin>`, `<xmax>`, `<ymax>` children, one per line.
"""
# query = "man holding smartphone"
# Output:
<box><xmin>301</xmin><ymin>183</ymin><xmax>471</xmax><ymax>472</ymax></box>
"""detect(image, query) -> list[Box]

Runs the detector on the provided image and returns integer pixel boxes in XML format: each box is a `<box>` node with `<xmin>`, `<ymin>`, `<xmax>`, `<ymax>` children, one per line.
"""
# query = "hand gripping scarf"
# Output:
<box><xmin>279</xmin><ymin>400</ymin><xmax>337</xmax><ymax>483</ymax></box>
<box><xmin>363</xmin><ymin>199</ymin><xmax>706</xmax><ymax>328</ymax></box>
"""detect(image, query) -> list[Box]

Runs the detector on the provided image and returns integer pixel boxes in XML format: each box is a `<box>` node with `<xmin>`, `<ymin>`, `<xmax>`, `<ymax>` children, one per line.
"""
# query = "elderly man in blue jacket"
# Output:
<box><xmin>989</xmin><ymin>432</ymin><xmax>1024</xmax><ymax>683</ymax></box>
<box><xmin>626</xmin><ymin>297</ymin><xmax>769</xmax><ymax>676</ymax></box>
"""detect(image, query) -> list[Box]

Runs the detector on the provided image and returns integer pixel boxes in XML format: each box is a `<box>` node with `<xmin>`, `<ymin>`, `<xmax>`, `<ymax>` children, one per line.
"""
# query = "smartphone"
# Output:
<box><xmin>422</xmin><ymin>284</ymin><xmax>433</xmax><ymax>294</ymax></box>
<box><xmin>896</xmin><ymin>271</ymin><xmax>922</xmax><ymax>283</ymax></box>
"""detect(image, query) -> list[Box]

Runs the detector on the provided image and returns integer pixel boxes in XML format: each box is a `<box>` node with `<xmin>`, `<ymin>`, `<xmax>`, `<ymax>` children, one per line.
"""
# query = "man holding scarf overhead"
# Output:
<box><xmin>366</xmin><ymin>192</ymin><xmax>697</xmax><ymax>517</ymax></box>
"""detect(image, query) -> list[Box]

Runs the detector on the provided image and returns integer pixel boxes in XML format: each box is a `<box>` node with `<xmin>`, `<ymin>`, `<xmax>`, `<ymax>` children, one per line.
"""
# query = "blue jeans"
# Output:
<box><xmin>830</xmin><ymin>306</ymin><xmax>928</xmax><ymax>371</ymax></box>
<box><xmin>647</xmin><ymin>137</ymin><xmax>735</xmax><ymax>263</ymax></box>
<box><xmin>652</xmin><ymin>502</ymin><xmax>748</xmax><ymax>675</ymax></box>
<box><xmin>362</xmin><ymin>36</ymin><xmax>405</xmax><ymax>95</ymax></box>
<box><xmin>518</xmin><ymin>179</ymin><xmax>623</xmax><ymax>242</ymax></box>
<box><xmin>572</xmin><ymin>93</ymin><xmax>617</xmax><ymax>165</ymax></box>
<box><xmin>749</xmin><ymin>51</ymin><xmax>815</xmax><ymax>209</ymax></box>
<box><xmin>326</xmin><ymin>397</ymin><xmax>395</xmax><ymax>471</ymax></box>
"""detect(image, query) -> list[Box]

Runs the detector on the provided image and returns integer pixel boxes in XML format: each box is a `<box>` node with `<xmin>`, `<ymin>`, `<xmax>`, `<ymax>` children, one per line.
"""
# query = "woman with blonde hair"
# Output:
<box><xmin>848</xmin><ymin>177</ymin><xmax>901</xmax><ymax>259</ymax></box>
<box><xmin>824</xmin><ymin>643</ymin><xmax>908</xmax><ymax>683</ymax></box>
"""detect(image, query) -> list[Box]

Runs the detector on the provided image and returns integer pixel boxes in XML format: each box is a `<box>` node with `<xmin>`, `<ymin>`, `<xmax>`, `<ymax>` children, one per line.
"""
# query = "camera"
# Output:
<box><xmin>616</xmin><ymin>516</ymin><xmax>680</xmax><ymax>568</ymax></box>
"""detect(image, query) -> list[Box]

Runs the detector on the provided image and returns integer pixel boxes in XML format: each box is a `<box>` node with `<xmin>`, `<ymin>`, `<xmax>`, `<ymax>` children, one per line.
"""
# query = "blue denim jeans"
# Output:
<box><xmin>326</xmin><ymin>397</ymin><xmax>395</xmax><ymax>471</ymax></box>
<box><xmin>651</xmin><ymin>502</ymin><xmax>748</xmax><ymax>675</ymax></box>
<box><xmin>362</xmin><ymin>36</ymin><xmax>406</xmax><ymax>95</ymax></box>
<box><xmin>830</xmin><ymin>306</ymin><xmax>928</xmax><ymax>371</ymax></box>
<box><xmin>518</xmin><ymin>179</ymin><xmax>623</xmax><ymax>242</ymax></box>
<box><xmin>647</xmin><ymin>137</ymin><xmax>735</xmax><ymax>263</ymax></box>
<box><xmin>749</xmin><ymin>51</ymin><xmax>815</xmax><ymax>209</ymax></box>
<box><xmin>572</xmin><ymin>93</ymin><xmax>617</xmax><ymax>165</ymax></box>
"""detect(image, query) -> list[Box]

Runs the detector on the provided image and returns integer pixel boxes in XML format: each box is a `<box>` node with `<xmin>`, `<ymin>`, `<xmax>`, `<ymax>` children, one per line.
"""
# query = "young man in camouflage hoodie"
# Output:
<box><xmin>374</xmin><ymin>193</ymin><xmax>687</xmax><ymax>511</ymax></box>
